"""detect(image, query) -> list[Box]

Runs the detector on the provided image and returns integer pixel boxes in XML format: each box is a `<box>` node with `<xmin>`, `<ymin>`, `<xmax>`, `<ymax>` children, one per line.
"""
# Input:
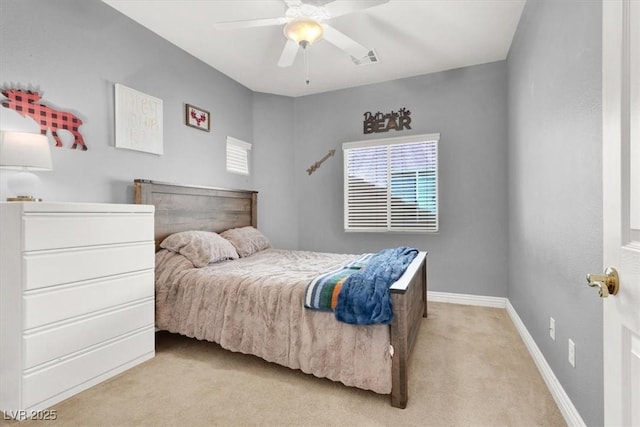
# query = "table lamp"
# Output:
<box><xmin>0</xmin><ymin>131</ymin><xmax>53</xmax><ymax>201</ymax></box>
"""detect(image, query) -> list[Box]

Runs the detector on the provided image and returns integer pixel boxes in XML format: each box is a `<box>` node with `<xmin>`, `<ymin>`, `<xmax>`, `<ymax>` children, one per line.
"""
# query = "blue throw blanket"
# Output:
<box><xmin>334</xmin><ymin>246</ymin><xmax>419</xmax><ymax>325</ymax></box>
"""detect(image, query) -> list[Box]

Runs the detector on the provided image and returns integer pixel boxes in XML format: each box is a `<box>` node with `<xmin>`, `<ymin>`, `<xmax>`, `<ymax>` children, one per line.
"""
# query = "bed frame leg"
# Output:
<box><xmin>390</xmin><ymin>360</ymin><xmax>408</xmax><ymax>408</ymax></box>
<box><xmin>422</xmin><ymin>258</ymin><xmax>428</xmax><ymax>318</ymax></box>
<box><xmin>390</xmin><ymin>295</ymin><xmax>409</xmax><ymax>409</ymax></box>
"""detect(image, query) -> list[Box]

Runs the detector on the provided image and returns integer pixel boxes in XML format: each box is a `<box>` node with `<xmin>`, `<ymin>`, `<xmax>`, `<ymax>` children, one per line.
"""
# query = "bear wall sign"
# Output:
<box><xmin>363</xmin><ymin>107</ymin><xmax>412</xmax><ymax>134</ymax></box>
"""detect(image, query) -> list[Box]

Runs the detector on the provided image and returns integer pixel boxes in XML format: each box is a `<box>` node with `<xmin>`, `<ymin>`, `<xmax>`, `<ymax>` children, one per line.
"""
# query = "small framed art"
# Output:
<box><xmin>185</xmin><ymin>104</ymin><xmax>211</xmax><ymax>132</ymax></box>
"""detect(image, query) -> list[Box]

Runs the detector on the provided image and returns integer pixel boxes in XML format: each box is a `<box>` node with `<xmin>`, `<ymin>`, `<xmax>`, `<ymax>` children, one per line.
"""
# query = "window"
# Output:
<box><xmin>226</xmin><ymin>137</ymin><xmax>251</xmax><ymax>175</ymax></box>
<box><xmin>343</xmin><ymin>133</ymin><xmax>439</xmax><ymax>232</ymax></box>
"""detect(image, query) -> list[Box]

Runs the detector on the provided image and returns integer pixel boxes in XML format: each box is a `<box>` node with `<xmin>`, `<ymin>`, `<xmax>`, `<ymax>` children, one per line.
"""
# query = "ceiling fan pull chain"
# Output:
<box><xmin>304</xmin><ymin>45</ymin><xmax>310</xmax><ymax>85</ymax></box>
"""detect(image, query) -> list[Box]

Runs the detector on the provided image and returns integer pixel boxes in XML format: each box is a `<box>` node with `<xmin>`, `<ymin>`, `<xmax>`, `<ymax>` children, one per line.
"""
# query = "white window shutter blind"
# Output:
<box><xmin>345</xmin><ymin>145</ymin><xmax>389</xmax><ymax>230</ymax></box>
<box><xmin>343</xmin><ymin>133</ymin><xmax>439</xmax><ymax>232</ymax></box>
<box><xmin>226</xmin><ymin>137</ymin><xmax>251</xmax><ymax>175</ymax></box>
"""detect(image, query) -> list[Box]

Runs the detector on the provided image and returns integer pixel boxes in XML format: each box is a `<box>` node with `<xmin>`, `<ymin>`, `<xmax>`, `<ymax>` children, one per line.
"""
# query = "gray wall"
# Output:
<box><xmin>0</xmin><ymin>0</ymin><xmax>254</xmax><ymax>203</ymax></box>
<box><xmin>252</xmin><ymin>92</ymin><xmax>298</xmax><ymax>249</ymax></box>
<box><xmin>507</xmin><ymin>1</ymin><xmax>603</xmax><ymax>425</ymax></box>
<box><xmin>293</xmin><ymin>62</ymin><xmax>509</xmax><ymax>297</ymax></box>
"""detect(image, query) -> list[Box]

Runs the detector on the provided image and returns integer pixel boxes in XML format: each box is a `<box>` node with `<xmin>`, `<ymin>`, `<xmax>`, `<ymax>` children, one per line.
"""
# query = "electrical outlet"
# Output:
<box><xmin>549</xmin><ymin>317</ymin><xmax>555</xmax><ymax>341</ymax></box>
<box><xmin>568</xmin><ymin>339</ymin><xmax>575</xmax><ymax>367</ymax></box>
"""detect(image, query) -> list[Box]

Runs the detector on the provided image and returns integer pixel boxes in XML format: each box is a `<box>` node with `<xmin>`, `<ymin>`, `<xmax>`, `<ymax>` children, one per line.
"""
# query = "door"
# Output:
<box><xmin>602</xmin><ymin>1</ymin><xmax>640</xmax><ymax>426</ymax></box>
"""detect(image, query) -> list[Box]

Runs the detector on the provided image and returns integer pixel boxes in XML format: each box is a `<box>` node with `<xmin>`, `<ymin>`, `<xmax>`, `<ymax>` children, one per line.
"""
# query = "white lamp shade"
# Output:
<box><xmin>0</xmin><ymin>131</ymin><xmax>53</xmax><ymax>171</ymax></box>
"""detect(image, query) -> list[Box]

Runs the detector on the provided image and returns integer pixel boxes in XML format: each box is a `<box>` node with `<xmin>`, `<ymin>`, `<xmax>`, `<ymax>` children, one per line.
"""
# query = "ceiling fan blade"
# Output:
<box><xmin>321</xmin><ymin>24</ymin><xmax>369</xmax><ymax>59</ymax></box>
<box><xmin>283</xmin><ymin>0</ymin><xmax>302</xmax><ymax>7</ymax></box>
<box><xmin>278</xmin><ymin>39</ymin><xmax>300</xmax><ymax>67</ymax></box>
<box><xmin>215</xmin><ymin>17</ymin><xmax>287</xmax><ymax>31</ymax></box>
<box><xmin>324</xmin><ymin>0</ymin><xmax>389</xmax><ymax>18</ymax></box>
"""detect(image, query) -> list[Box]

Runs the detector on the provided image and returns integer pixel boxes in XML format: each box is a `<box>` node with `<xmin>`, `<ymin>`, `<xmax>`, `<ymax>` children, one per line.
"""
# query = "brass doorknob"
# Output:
<box><xmin>586</xmin><ymin>267</ymin><xmax>619</xmax><ymax>298</ymax></box>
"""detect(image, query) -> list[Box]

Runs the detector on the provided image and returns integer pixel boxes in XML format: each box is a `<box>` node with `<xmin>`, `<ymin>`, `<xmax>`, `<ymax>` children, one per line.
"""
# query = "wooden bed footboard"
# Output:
<box><xmin>390</xmin><ymin>251</ymin><xmax>428</xmax><ymax>408</ymax></box>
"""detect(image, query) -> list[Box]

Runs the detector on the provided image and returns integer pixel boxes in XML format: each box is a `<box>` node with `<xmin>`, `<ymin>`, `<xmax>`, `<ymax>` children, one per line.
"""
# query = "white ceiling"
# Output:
<box><xmin>102</xmin><ymin>0</ymin><xmax>526</xmax><ymax>97</ymax></box>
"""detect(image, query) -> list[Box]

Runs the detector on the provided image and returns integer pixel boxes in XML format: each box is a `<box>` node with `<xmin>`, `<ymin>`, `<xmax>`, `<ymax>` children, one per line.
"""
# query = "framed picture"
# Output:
<box><xmin>185</xmin><ymin>104</ymin><xmax>211</xmax><ymax>132</ymax></box>
<box><xmin>114</xmin><ymin>83</ymin><xmax>163</xmax><ymax>155</ymax></box>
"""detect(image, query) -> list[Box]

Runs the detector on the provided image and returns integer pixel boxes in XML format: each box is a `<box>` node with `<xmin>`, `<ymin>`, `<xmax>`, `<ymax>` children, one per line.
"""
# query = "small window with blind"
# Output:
<box><xmin>343</xmin><ymin>133</ymin><xmax>439</xmax><ymax>232</ymax></box>
<box><xmin>226</xmin><ymin>137</ymin><xmax>252</xmax><ymax>175</ymax></box>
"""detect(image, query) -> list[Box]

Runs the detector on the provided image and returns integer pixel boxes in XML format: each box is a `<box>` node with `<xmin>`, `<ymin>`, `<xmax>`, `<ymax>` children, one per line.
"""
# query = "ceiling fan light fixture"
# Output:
<box><xmin>283</xmin><ymin>18</ymin><xmax>323</xmax><ymax>46</ymax></box>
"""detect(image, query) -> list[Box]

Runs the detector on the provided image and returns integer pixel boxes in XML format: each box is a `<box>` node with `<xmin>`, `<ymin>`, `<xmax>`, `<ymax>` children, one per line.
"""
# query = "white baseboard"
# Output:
<box><xmin>427</xmin><ymin>291</ymin><xmax>506</xmax><ymax>308</ymax></box>
<box><xmin>505</xmin><ymin>300</ymin><xmax>586</xmax><ymax>427</ymax></box>
<box><xmin>430</xmin><ymin>291</ymin><xmax>585</xmax><ymax>427</ymax></box>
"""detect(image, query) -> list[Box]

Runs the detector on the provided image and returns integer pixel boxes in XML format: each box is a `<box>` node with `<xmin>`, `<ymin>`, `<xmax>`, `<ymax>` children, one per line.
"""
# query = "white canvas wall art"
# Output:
<box><xmin>115</xmin><ymin>83</ymin><xmax>163</xmax><ymax>155</ymax></box>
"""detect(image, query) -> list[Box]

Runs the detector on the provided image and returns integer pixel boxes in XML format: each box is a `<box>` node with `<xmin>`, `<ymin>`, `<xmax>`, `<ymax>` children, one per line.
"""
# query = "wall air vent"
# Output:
<box><xmin>351</xmin><ymin>50</ymin><xmax>379</xmax><ymax>66</ymax></box>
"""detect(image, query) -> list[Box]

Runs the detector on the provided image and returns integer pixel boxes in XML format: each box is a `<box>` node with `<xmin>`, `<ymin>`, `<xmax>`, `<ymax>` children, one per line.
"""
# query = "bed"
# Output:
<box><xmin>133</xmin><ymin>179</ymin><xmax>427</xmax><ymax>408</ymax></box>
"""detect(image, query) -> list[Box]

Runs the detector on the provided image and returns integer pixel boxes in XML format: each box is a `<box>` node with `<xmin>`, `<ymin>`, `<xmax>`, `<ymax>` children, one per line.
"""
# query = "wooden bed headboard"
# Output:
<box><xmin>133</xmin><ymin>179</ymin><xmax>258</xmax><ymax>249</ymax></box>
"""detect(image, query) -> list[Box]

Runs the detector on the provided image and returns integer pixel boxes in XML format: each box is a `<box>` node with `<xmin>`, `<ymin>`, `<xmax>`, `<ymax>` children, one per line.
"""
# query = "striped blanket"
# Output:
<box><xmin>304</xmin><ymin>253</ymin><xmax>374</xmax><ymax>311</ymax></box>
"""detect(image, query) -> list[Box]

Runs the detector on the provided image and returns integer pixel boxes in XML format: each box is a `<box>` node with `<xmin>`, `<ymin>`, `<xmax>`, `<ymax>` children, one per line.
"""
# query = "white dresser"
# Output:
<box><xmin>0</xmin><ymin>202</ymin><xmax>156</xmax><ymax>419</ymax></box>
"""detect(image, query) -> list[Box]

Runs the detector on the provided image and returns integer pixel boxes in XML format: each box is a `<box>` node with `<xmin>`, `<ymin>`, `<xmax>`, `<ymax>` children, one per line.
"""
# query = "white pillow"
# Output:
<box><xmin>220</xmin><ymin>226</ymin><xmax>271</xmax><ymax>258</ymax></box>
<box><xmin>160</xmin><ymin>230</ymin><xmax>239</xmax><ymax>267</ymax></box>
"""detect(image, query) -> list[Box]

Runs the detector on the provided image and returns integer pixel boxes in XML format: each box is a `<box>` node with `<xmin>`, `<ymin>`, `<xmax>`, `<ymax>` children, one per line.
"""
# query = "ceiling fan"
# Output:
<box><xmin>215</xmin><ymin>0</ymin><xmax>388</xmax><ymax>69</ymax></box>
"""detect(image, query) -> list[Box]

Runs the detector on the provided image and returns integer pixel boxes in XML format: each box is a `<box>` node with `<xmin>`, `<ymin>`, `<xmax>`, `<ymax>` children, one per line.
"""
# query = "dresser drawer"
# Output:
<box><xmin>24</xmin><ymin>271</ymin><xmax>154</xmax><ymax>329</ymax></box>
<box><xmin>23</xmin><ymin>242</ymin><xmax>154</xmax><ymax>290</ymax></box>
<box><xmin>22</xmin><ymin>327</ymin><xmax>154</xmax><ymax>409</ymax></box>
<box><xmin>23</xmin><ymin>213</ymin><xmax>154</xmax><ymax>251</ymax></box>
<box><xmin>24</xmin><ymin>299</ymin><xmax>154</xmax><ymax>369</ymax></box>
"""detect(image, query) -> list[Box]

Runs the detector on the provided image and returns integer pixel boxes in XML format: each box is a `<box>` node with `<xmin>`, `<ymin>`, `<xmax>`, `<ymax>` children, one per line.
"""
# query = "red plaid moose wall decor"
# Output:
<box><xmin>1</xmin><ymin>89</ymin><xmax>87</xmax><ymax>150</ymax></box>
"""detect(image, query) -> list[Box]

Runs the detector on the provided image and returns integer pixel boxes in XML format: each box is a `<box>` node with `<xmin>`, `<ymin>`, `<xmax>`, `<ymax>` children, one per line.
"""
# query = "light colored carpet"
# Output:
<box><xmin>1</xmin><ymin>302</ymin><xmax>565</xmax><ymax>427</ymax></box>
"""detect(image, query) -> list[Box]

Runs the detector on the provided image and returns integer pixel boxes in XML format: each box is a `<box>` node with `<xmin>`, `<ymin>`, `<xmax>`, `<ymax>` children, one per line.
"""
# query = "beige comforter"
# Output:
<box><xmin>155</xmin><ymin>248</ymin><xmax>392</xmax><ymax>394</ymax></box>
